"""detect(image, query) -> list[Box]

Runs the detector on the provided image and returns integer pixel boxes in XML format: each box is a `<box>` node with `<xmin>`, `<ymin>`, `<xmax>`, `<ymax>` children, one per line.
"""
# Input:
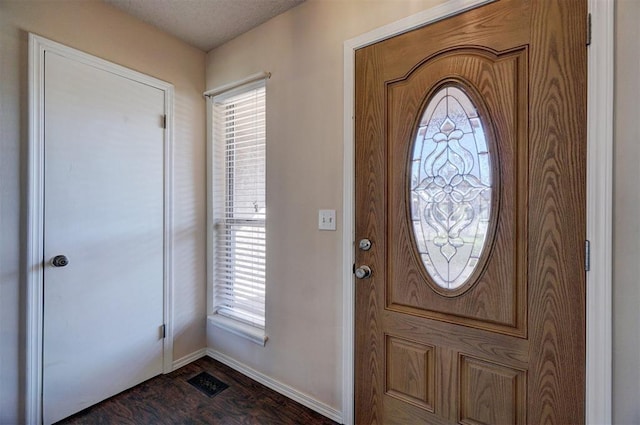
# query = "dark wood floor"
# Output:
<box><xmin>57</xmin><ymin>356</ymin><xmax>339</xmax><ymax>425</ymax></box>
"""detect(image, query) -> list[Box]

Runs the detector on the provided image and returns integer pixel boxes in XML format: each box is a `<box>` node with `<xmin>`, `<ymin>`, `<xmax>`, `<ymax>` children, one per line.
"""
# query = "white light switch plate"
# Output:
<box><xmin>318</xmin><ymin>209</ymin><xmax>336</xmax><ymax>231</ymax></box>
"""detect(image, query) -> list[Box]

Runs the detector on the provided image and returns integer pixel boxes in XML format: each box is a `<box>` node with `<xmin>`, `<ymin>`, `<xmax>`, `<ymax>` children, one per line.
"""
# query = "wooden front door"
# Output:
<box><xmin>354</xmin><ymin>1</ymin><xmax>587</xmax><ymax>423</ymax></box>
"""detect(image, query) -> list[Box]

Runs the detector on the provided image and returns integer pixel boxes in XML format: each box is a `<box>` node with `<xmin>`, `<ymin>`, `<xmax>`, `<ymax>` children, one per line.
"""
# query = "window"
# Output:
<box><xmin>209</xmin><ymin>79</ymin><xmax>266</xmax><ymax>343</ymax></box>
<box><xmin>410</xmin><ymin>84</ymin><xmax>493</xmax><ymax>292</ymax></box>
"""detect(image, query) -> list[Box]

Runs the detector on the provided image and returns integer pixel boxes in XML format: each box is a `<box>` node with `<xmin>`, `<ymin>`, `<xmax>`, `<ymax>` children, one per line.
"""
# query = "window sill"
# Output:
<box><xmin>208</xmin><ymin>314</ymin><xmax>268</xmax><ymax>346</ymax></box>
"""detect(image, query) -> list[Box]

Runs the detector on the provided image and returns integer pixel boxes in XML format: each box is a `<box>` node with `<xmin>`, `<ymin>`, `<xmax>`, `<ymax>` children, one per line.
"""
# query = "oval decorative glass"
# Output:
<box><xmin>409</xmin><ymin>85</ymin><xmax>493</xmax><ymax>291</ymax></box>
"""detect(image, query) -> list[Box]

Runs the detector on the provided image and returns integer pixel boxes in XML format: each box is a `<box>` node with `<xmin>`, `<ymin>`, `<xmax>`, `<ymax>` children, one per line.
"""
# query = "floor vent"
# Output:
<box><xmin>187</xmin><ymin>372</ymin><xmax>229</xmax><ymax>398</ymax></box>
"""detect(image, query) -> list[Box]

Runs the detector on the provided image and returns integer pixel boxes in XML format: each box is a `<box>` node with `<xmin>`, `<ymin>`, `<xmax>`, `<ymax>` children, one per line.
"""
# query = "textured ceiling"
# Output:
<box><xmin>102</xmin><ymin>0</ymin><xmax>305</xmax><ymax>52</ymax></box>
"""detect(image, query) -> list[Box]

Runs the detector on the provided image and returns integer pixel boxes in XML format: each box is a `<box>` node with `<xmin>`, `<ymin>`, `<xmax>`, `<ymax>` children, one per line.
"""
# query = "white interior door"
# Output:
<box><xmin>43</xmin><ymin>51</ymin><xmax>165</xmax><ymax>424</ymax></box>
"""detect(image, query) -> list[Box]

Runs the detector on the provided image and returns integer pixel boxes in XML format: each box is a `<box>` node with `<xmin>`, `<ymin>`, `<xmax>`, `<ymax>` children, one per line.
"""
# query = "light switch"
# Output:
<box><xmin>318</xmin><ymin>209</ymin><xmax>336</xmax><ymax>231</ymax></box>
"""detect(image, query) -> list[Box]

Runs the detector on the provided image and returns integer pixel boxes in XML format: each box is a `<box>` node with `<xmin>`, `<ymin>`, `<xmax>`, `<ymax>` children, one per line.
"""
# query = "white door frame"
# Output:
<box><xmin>26</xmin><ymin>34</ymin><xmax>175</xmax><ymax>425</ymax></box>
<box><xmin>341</xmin><ymin>1</ymin><xmax>613</xmax><ymax>424</ymax></box>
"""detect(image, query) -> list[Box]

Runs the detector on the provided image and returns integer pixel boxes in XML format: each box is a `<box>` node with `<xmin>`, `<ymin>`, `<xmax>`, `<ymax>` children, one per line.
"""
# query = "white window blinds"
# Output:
<box><xmin>212</xmin><ymin>80</ymin><xmax>266</xmax><ymax>329</ymax></box>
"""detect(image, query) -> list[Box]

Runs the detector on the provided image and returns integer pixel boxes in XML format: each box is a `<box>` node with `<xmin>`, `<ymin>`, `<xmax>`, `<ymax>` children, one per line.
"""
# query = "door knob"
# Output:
<box><xmin>50</xmin><ymin>255</ymin><xmax>69</xmax><ymax>267</ymax></box>
<box><xmin>355</xmin><ymin>265</ymin><xmax>372</xmax><ymax>279</ymax></box>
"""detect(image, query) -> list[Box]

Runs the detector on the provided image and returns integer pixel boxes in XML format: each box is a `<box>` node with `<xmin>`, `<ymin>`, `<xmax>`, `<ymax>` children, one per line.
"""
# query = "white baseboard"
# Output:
<box><xmin>172</xmin><ymin>348</ymin><xmax>207</xmax><ymax>371</ymax></box>
<box><xmin>206</xmin><ymin>348</ymin><xmax>343</xmax><ymax>424</ymax></box>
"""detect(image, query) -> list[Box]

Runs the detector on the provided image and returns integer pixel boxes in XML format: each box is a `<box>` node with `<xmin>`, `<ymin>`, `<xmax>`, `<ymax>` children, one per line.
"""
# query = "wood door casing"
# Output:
<box><xmin>354</xmin><ymin>1</ymin><xmax>587</xmax><ymax>424</ymax></box>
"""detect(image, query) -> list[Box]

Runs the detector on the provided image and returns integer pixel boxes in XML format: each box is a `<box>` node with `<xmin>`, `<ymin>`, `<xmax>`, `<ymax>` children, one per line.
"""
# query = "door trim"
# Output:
<box><xmin>26</xmin><ymin>34</ymin><xmax>175</xmax><ymax>425</ymax></box>
<box><xmin>585</xmin><ymin>0</ymin><xmax>613</xmax><ymax>422</ymax></box>
<box><xmin>342</xmin><ymin>1</ymin><xmax>613</xmax><ymax>424</ymax></box>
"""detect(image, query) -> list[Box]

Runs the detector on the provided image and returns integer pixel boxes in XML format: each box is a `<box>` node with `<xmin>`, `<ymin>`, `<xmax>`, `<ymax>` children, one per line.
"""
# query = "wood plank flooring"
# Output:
<box><xmin>57</xmin><ymin>356</ymin><xmax>338</xmax><ymax>425</ymax></box>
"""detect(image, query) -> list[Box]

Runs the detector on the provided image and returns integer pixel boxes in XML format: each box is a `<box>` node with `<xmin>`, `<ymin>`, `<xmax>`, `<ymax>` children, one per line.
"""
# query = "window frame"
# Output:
<box><xmin>206</xmin><ymin>78</ymin><xmax>268</xmax><ymax>346</ymax></box>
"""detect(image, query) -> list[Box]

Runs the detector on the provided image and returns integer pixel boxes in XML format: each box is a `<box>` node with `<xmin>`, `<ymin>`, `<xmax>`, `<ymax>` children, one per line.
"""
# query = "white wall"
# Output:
<box><xmin>613</xmin><ymin>0</ymin><xmax>640</xmax><ymax>423</ymax></box>
<box><xmin>205</xmin><ymin>0</ymin><xmax>445</xmax><ymax>416</ymax></box>
<box><xmin>0</xmin><ymin>2</ymin><xmax>206</xmax><ymax>423</ymax></box>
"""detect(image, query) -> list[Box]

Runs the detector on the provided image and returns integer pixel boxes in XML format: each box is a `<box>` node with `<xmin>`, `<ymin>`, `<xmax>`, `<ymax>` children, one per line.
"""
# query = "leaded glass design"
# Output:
<box><xmin>410</xmin><ymin>85</ymin><xmax>492</xmax><ymax>290</ymax></box>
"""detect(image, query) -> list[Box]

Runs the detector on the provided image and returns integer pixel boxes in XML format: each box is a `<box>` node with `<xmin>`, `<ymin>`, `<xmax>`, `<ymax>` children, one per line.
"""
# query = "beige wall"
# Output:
<box><xmin>613</xmin><ymin>0</ymin><xmax>640</xmax><ymax>423</ymax></box>
<box><xmin>205</xmin><ymin>0</ymin><xmax>444</xmax><ymax>414</ymax></box>
<box><xmin>0</xmin><ymin>1</ymin><xmax>206</xmax><ymax>423</ymax></box>
<box><xmin>2</xmin><ymin>0</ymin><xmax>637</xmax><ymax>422</ymax></box>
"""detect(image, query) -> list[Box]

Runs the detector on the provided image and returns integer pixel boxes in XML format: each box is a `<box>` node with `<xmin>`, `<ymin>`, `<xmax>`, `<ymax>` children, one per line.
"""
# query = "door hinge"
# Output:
<box><xmin>585</xmin><ymin>240</ymin><xmax>591</xmax><ymax>272</ymax></box>
<box><xmin>586</xmin><ymin>13</ymin><xmax>592</xmax><ymax>46</ymax></box>
<box><xmin>161</xmin><ymin>324</ymin><xmax>166</xmax><ymax>339</ymax></box>
<box><xmin>162</xmin><ymin>114</ymin><xmax>167</xmax><ymax>129</ymax></box>
<box><xmin>352</xmin><ymin>263</ymin><xmax>356</xmax><ymax>274</ymax></box>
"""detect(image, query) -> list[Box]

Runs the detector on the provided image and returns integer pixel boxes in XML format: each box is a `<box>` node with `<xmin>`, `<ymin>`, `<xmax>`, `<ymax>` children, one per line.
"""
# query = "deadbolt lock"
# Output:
<box><xmin>358</xmin><ymin>238</ymin><xmax>372</xmax><ymax>251</ymax></box>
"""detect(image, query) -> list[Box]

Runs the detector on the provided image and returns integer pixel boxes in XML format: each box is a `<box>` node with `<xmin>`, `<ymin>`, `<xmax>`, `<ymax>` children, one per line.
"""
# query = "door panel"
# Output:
<box><xmin>43</xmin><ymin>51</ymin><xmax>165</xmax><ymax>424</ymax></box>
<box><xmin>458</xmin><ymin>355</ymin><xmax>526</xmax><ymax>425</ymax></box>
<box><xmin>385</xmin><ymin>334</ymin><xmax>436</xmax><ymax>412</ymax></box>
<box><xmin>355</xmin><ymin>0</ymin><xmax>586</xmax><ymax>423</ymax></box>
<box><xmin>387</xmin><ymin>46</ymin><xmax>528</xmax><ymax>335</ymax></box>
